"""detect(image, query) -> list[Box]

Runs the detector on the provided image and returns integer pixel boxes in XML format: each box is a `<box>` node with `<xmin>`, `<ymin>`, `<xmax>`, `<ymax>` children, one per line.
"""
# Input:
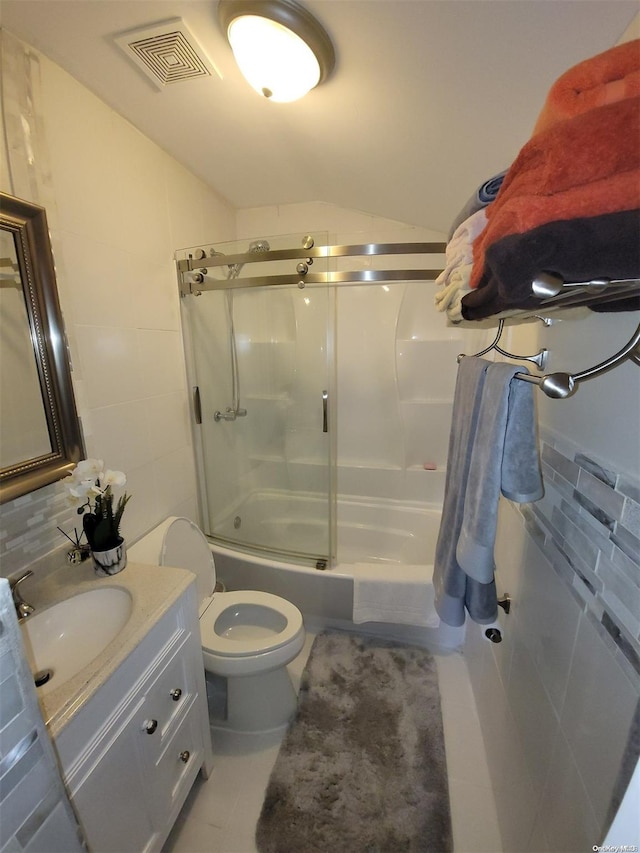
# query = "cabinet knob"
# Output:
<box><xmin>144</xmin><ymin>719</ymin><xmax>158</xmax><ymax>734</ymax></box>
<box><xmin>179</xmin><ymin>750</ymin><xmax>190</xmax><ymax>763</ymax></box>
<box><xmin>170</xmin><ymin>688</ymin><xmax>183</xmax><ymax>702</ymax></box>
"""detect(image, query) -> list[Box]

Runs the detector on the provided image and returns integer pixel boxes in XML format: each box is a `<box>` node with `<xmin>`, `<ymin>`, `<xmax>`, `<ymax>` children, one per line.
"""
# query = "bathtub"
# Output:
<box><xmin>209</xmin><ymin>494</ymin><xmax>465</xmax><ymax>650</ymax></box>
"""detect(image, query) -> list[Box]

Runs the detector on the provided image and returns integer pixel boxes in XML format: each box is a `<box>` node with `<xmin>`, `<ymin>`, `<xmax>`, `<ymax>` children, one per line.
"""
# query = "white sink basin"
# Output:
<box><xmin>20</xmin><ymin>587</ymin><xmax>133</xmax><ymax>695</ymax></box>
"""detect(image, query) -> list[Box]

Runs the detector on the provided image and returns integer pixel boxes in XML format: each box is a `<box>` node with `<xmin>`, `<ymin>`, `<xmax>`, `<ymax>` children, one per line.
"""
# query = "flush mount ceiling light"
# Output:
<box><xmin>218</xmin><ymin>0</ymin><xmax>335</xmax><ymax>102</ymax></box>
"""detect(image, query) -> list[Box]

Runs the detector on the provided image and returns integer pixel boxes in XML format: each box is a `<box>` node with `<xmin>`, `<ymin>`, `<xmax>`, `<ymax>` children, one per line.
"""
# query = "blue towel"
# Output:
<box><xmin>448</xmin><ymin>170</ymin><xmax>507</xmax><ymax>240</ymax></box>
<box><xmin>457</xmin><ymin>361</ymin><xmax>544</xmax><ymax>583</ymax></box>
<box><xmin>434</xmin><ymin>358</ymin><xmax>544</xmax><ymax>627</ymax></box>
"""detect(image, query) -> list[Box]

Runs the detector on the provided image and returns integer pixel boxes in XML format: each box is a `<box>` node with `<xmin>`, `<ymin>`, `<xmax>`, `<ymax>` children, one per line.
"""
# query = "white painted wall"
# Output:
<box><xmin>505</xmin><ymin>312</ymin><xmax>640</xmax><ymax>474</ymax></box>
<box><xmin>0</xmin><ymin>33</ymin><xmax>236</xmax><ymax>577</ymax></box>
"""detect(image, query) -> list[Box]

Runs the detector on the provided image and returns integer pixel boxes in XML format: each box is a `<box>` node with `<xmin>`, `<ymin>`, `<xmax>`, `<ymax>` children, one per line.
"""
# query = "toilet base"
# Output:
<box><xmin>211</xmin><ymin>666</ymin><xmax>299</xmax><ymax>733</ymax></box>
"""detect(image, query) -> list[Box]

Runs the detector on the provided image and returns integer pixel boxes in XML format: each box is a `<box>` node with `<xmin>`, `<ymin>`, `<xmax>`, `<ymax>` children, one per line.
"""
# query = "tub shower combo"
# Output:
<box><xmin>176</xmin><ymin>234</ymin><xmax>489</xmax><ymax>644</ymax></box>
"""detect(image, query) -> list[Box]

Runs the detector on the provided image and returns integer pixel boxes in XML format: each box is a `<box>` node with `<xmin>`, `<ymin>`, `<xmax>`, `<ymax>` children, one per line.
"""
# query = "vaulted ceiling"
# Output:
<box><xmin>2</xmin><ymin>1</ymin><xmax>637</xmax><ymax>233</ymax></box>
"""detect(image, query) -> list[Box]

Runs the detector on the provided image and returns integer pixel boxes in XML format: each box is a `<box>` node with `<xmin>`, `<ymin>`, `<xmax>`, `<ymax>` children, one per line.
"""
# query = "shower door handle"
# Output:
<box><xmin>322</xmin><ymin>390</ymin><xmax>328</xmax><ymax>433</ymax></box>
<box><xmin>193</xmin><ymin>386</ymin><xmax>202</xmax><ymax>424</ymax></box>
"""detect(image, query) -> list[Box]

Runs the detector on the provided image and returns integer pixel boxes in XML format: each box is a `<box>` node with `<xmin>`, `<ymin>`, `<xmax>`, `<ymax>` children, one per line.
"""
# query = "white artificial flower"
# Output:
<box><xmin>71</xmin><ymin>458</ymin><xmax>104</xmax><ymax>482</ymax></box>
<box><xmin>62</xmin><ymin>474</ymin><xmax>85</xmax><ymax>495</ymax></box>
<box><xmin>62</xmin><ymin>474</ymin><xmax>93</xmax><ymax>508</ymax></box>
<box><xmin>59</xmin><ymin>458</ymin><xmax>130</xmax><ymax>552</ymax></box>
<box><xmin>61</xmin><ymin>474</ymin><xmax>75</xmax><ymax>490</ymax></box>
<box><xmin>102</xmin><ymin>469</ymin><xmax>126</xmax><ymax>488</ymax></box>
<box><xmin>63</xmin><ymin>487</ymin><xmax>83</xmax><ymax>508</ymax></box>
<box><xmin>68</xmin><ymin>479</ymin><xmax>102</xmax><ymax>500</ymax></box>
<box><xmin>68</xmin><ymin>481</ymin><xmax>93</xmax><ymax>499</ymax></box>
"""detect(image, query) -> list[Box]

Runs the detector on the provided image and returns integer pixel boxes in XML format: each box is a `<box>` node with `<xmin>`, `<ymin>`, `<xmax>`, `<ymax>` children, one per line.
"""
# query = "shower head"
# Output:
<box><xmin>249</xmin><ymin>239</ymin><xmax>270</xmax><ymax>253</ymax></box>
<box><xmin>226</xmin><ymin>239</ymin><xmax>271</xmax><ymax>279</ymax></box>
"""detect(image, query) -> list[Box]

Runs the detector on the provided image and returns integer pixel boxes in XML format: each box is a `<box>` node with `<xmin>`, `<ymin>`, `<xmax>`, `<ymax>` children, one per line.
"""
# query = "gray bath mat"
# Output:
<box><xmin>256</xmin><ymin>630</ymin><xmax>453</xmax><ymax>853</ymax></box>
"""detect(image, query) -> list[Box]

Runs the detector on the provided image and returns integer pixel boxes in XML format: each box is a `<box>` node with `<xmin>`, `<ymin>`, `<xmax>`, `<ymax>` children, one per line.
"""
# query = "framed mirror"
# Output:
<box><xmin>0</xmin><ymin>192</ymin><xmax>85</xmax><ymax>504</ymax></box>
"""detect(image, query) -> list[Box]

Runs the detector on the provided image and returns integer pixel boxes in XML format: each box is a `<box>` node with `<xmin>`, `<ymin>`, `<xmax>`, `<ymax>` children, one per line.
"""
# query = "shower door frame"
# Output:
<box><xmin>177</xmin><ymin>238</ymin><xmax>445</xmax><ymax>569</ymax></box>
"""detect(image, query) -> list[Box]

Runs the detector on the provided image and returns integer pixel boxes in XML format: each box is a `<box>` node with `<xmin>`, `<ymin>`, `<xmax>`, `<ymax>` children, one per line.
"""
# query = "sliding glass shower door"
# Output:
<box><xmin>181</xmin><ymin>235</ymin><xmax>334</xmax><ymax>566</ymax></box>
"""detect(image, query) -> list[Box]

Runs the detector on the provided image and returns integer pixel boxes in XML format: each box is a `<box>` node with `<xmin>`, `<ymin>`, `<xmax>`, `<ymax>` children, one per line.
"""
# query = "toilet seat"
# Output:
<box><xmin>200</xmin><ymin>590</ymin><xmax>304</xmax><ymax>658</ymax></box>
<box><xmin>201</xmin><ymin>590</ymin><xmax>305</xmax><ymax>676</ymax></box>
<box><xmin>130</xmin><ymin>516</ymin><xmax>305</xmax><ymax>679</ymax></box>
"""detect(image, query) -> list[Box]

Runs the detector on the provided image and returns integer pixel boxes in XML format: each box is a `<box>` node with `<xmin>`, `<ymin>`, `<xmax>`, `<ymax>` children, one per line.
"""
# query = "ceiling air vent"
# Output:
<box><xmin>114</xmin><ymin>19</ymin><xmax>220</xmax><ymax>90</ymax></box>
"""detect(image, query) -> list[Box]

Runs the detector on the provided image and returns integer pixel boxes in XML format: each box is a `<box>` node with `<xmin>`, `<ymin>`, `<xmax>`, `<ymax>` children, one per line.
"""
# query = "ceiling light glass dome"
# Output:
<box><xmin>219</xmin><ymin>0</ymin><xmax>335</xmax><ymax>103</ymax></box>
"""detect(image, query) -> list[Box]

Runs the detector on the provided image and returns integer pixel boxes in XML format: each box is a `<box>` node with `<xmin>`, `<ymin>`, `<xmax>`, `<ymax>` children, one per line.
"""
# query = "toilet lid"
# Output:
<box><xmin>200</xmin><ymin>590</ymin><xmax>304</xmax><ymax>657</ymax></box>
<box><xmin>160</xmin><ymin>517</ymin><xmax>216</xmax><ymax>605</ymax></box>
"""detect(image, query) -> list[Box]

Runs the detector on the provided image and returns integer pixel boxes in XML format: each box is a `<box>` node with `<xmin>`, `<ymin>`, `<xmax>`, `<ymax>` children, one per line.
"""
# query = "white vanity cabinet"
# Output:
<box><xmin>52</xmin><ymin>580</ymin><xmax>212</xmax><ymax>853</ymax></box>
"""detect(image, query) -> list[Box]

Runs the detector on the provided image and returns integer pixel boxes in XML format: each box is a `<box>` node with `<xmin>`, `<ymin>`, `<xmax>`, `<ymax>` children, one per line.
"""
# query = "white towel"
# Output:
<box><xmin>435</xmin><ymin>209</ymin><xmax>487</xmax><ymax>322</ymax></box>
<box><xmin>434</xmin><ymin>263</ymin><xmax>473</xmax><ymax>318</ymax></box>
<box><xmin>435</xmin><ymin>209</ymin><xmax>487</xmax><ymax>287</ymax></box>
<box><xmin>351</xmin><ymin>563</ymin><xmax>440</xmax><ymax>628</ymax></box>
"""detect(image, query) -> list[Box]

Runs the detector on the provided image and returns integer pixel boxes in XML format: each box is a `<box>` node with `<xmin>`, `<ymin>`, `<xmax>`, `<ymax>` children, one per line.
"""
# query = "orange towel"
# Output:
<box><xmin>533</xmin><ymin>39</ymin><xmax>640</xmax><ymax>135</ymax></box>
<box><xmin>470</xmin><ymin>96</ymin><xmax>640</xmax><ymax>290</ymax></box>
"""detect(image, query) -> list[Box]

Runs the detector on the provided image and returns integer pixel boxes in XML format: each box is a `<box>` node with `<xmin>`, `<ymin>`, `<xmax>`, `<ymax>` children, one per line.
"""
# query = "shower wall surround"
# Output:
<box><xmin>0</xmin><ymin>32</ymin><xmax>236</xmax><ymax>578</ymax></box>
<box><xmin>236</xmin><ymin>202</ymin><xmax>489</xmax><ymax>509</ymax></box>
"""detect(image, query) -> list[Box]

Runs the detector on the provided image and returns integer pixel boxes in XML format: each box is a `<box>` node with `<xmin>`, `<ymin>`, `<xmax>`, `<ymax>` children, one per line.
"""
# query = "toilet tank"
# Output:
<box><xmin>128</xmin><ymin>518</ymin><xmax>174</xmax><ymax>565</ymax></box>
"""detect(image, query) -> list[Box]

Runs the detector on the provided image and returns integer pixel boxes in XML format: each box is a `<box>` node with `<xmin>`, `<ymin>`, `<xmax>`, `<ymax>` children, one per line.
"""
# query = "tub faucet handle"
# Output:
<box><xmin>214</xmin><ymin>406</ymin><xmax>247</xmax><ymax>422</ymax></box>
<box><xmin>497</xmin><ymin>594</ymin><xmax>511</xmax><ymax>614</ymax></box>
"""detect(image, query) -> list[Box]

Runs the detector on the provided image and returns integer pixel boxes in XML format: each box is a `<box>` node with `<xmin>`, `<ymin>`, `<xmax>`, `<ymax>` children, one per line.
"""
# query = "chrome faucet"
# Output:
<box><xmin>10</xmin><ymin>570</ymin><xmax>35</xmax><ymax>620</ymax></box>
<box><xmin>214</xmin><ymin>406</ymin><xmax>247</xmax><ymax>422</ymax></box>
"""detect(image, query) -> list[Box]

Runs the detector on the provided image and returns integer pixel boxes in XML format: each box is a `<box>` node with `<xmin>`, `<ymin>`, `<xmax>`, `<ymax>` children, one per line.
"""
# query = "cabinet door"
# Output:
<box><xmin>139</xmin><ymin>632</ymin><xmax>197</xmax><ymax>758</ymax></box>
<box><xmin>70</xmin><ymin>698</ymin><xmax>156</xmax><ymax>853</ymax></box>
<box><xmin>150</xmin><ymin>702</ymin><xmax>205</xmax><ymax>827</ymax></box>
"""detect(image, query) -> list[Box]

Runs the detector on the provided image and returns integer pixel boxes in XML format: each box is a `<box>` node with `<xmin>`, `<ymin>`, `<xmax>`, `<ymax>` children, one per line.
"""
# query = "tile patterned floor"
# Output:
<box><xmin>164</xmin><ymin>631</ymin><xmax>502</xmax><ymax>853</ymax></box>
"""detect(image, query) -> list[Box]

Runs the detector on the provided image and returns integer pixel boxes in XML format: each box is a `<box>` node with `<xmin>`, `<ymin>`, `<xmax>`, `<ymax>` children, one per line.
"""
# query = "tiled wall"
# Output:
<box><xmin>534</xmin><ymin>433</ymin><xmax>640</xmax><ymax>675</ymax></box>
<box><xmin>466</xmin><ymin>496</ymin><xmax>639</xmax><ymax>853</ymax></box>
<box><xmin>0</xmin><ymin>491</ymin><xmax>79</xmax><ymax>581</ymax></box>
<box><xmin>0</xmin><ymin>32</ymin><xmax>236</xmax><ymax>579</ymax></box>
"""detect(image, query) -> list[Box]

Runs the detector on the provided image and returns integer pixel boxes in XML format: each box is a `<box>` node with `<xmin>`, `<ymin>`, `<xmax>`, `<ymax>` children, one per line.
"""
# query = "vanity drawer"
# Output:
<box><xmin>139</xmin><ymin>632</ymin><xmax>198</xmax><ymax>759</ymax></box>
<box><xmin>150</xmin><ymin>700</ymin><xmax>204</xmax><ymax>824</ymax></box>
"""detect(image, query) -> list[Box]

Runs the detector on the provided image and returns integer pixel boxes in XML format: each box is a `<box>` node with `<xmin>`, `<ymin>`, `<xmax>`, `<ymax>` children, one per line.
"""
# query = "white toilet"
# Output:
<box><xmin>128</xmin><ymin>517</ymin><xmax>305</xmax><ymax>733</ymax></box>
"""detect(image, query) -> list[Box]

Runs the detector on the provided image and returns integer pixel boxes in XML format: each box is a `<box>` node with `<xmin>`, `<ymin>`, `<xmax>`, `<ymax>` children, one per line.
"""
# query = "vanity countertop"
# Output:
<box><xmin>24</xmin><ymin>560</ymin><xmax>195</xmax><ymax>739</ymax></box>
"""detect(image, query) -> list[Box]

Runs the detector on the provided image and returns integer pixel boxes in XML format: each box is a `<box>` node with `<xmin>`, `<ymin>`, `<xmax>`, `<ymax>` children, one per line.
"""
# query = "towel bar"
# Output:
<box><xmin>457</xmin><ymin>319</ymin><xmax>547</xmax><ymax>369</ymax></box>
<box><xmin>531</xmin><ymin>272</ymin><xmax>639</xmax><ymax>300</ymax></box>
<box><xmin>459</xmin><ymin>302</ymin><xmax>640</xmax><ymax>399</ymax></box>
<box><xmin>513</xmin><ymin>319</ymin><xmax>640</xmax><ymax>399</ymax></box>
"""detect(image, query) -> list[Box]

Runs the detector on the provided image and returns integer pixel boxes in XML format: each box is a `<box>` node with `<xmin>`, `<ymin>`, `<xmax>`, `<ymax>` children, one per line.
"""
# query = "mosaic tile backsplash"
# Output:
<box><xmin>0</xmin><ymin>481</ymin><xmax>77</xmax><ymax>579</ymax></box>
<box><xmin>522</xmin><ymin>432</ymin><xmax>640</xmax><ymax>678</ymax></box>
